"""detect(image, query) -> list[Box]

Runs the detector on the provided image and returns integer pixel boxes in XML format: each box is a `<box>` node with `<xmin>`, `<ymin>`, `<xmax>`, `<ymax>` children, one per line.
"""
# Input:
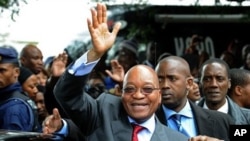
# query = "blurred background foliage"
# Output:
<box><xmin>0</xmin><ymin>0</ymin><xmax>27</xmax><ymax>21</ymax></box>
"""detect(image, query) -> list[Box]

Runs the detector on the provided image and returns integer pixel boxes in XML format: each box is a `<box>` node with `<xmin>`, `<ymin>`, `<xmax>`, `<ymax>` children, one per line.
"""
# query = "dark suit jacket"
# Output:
<box><xmin>63</xmin><ymin>119</ymin><xmax>86</xmax><ymax>141</ymax></box>
<box><xmin>156</xmin><ymin>101</ymin><xmax>234</xmax><ymax>141</ymax></box>
<box><xmin>54</xmin><ymin>71</ymin><xmax>188</xmax><ymax>141</ymax></box>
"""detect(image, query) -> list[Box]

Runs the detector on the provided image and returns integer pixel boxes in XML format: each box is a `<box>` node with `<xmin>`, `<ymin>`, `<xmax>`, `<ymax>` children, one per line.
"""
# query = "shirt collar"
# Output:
<box><xmin>162</xmin><ymin>100</ymin><xmax>193</xmax><ymax>119</ymax></box>
<box><xmin>128</xmin><ymin>114</ymin><xmax>155</xmax><ymax>134</ymax></box>
<box><xmin>203</xmin><ymin>98</ymin><xmax>228</xmax><ymax>114</ymax></box>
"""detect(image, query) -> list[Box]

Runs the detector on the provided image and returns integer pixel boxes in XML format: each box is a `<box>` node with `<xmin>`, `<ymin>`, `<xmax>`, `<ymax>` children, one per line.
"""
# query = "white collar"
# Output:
<box><xmin>203</xmin><ymin>98</ymin><xmax>228</xmax><ymax>114</ymax></box>
<box><xmin>128</xmin><ymin>114</ymin><xmax>155</xmax><ymax>134</ymax></box>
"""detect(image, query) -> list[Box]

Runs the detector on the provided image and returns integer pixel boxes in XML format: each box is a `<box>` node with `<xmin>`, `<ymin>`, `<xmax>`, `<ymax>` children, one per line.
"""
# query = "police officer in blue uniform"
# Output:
<box><xmin>0</xmin><ymin>45</ymin><xmax>39</xmax><ymax>131</ymax></box>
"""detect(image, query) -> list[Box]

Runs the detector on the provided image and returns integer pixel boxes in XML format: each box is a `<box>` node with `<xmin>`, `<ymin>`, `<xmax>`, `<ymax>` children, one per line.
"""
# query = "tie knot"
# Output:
<box><xmin>132</xmin><ymin>124</ymin><xmax>144</xmax><ymax>134</ymax></box>
<box><xmin>170</xmin><ymin>114</ymin><xmax>182</xmax><ymax>129</ymax></box>
<box><xmin>172</xmin><ymin>114</ymin><xmax>182</xmax><ymax>121</ymax></box>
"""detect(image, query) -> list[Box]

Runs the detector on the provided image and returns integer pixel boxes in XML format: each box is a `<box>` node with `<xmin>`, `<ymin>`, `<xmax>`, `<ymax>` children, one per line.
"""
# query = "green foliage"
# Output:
<box><xmin>0</xmin><ymin>0</ymin><xmax>27</xmax><ymax>21</ymax></box>
<box><xmin>0</xmin><ymin>0</ymin><xmax>27</xmax><ymax>8</ymax></box>
<box><xmin>0</xmin><ymin>0</ymin><xmax>10</xmax><ymax>8</ymax></box>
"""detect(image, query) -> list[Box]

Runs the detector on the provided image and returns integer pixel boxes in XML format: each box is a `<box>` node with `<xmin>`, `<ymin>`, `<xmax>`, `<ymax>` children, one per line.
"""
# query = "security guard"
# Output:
<box><xmin>0</xmin><ymin>45</ymin><xmax>39</xmax><ymax>132</ymax></box>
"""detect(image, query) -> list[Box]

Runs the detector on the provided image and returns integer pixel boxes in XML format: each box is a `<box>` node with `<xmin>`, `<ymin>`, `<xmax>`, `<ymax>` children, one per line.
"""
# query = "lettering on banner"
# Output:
<box><xmin>174</xmin><ymin>36</ymin><xmax>215</xmax><ymax>58</ymax></box>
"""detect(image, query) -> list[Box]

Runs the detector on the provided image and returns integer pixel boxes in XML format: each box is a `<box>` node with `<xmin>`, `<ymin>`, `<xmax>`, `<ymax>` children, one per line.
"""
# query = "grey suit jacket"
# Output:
<box><xmin>54</xmin><ymin>71</ymin><xmax>188</xmax><ymax>141</ymax></box>
<box><xmin>156</xmin><ymin>101</ymin><xmax>234</xmax><ymax>141</ymax></box>
<box><xmin>198</xmin><ymin>96</ymin><xmax>250</xmax><ymax>124</ymax></box>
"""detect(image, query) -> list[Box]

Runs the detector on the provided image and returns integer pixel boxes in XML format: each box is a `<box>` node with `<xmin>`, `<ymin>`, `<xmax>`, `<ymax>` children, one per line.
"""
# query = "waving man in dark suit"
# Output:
<box><xmin>43</xmin><ymin>3</ymin><xmax>188</xmax><ymax>141</ymax></box>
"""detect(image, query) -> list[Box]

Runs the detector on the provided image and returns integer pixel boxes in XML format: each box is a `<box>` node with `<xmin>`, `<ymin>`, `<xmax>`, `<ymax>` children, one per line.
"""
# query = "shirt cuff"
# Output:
<box><xmin>52</xmin><ymin>119</ymin><xmax>68</xmax><ymax>140</ymax></box>
<box><xmin>68</xmin><ymin>50</ymin><xmax>99</xmax><ymax>76</ymax></box>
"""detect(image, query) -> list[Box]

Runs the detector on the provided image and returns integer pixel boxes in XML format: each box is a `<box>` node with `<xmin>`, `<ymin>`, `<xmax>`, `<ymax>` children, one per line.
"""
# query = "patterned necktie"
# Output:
<box><xmin>131</xmin><ymin>124</ymin><xmax>144</xmax><ymax>141</ymax></box>
<box><xmin>171</xmin><ymin>114</ymin><xmax>190</xmax><ymax>137</ymax></box>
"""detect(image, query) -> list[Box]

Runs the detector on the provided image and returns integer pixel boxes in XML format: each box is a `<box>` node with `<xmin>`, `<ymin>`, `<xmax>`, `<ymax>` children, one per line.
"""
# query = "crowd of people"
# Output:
<box><xmin>1</xmin><ymin>2</ymin><xmax>250</xmax><ymax>141</ymax></box>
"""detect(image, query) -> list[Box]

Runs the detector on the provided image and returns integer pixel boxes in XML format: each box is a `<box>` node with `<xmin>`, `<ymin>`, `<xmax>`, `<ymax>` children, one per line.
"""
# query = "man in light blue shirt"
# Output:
<box><xmin>155</xmin><ymin>56</ymin><xmax>234</xmax><ymax>141</ymax></box>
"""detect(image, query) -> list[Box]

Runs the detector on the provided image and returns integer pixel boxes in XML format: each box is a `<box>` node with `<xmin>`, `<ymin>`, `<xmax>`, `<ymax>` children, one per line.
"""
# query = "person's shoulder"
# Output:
<box><xmin>191</xmin><ymin>101</ymin><xmax>232</xmax><ymax>119</ymax></box>
<box><xmin>97</xmin><ymin>91</ymin><xmax>121</xmax><ymax>99</ymax></box>
<box><xmin>95</xmin><ymin>92</ymin><xmax>122</xmax><ymax>107</ymax></box>
<box><xmin>227</xmin><ymin>96</ymin><xmax>250</xmax><ymax>114</ymax></box>
<box><xmin>10</xmin><ymin>91</ymin><xmax>35</xmax><ymax>105</ymax></box>
<box><xmin>240</xmin><ymin>107</ymin><xmax>250</xmax><ymax>112</ymax></box>
<box><xmin>1</xmin><ymin>98</ymin><xmax>31</xmax><ymax>113</ymax></box>
<box><xmin>3</xmin><ymin>90</ymin><xmax>36</xmax><ymax>111</ymax></box>
<box><xmin>237</xmin><ymin>105</ymin><xmax>250</xmax><ymax>117</ymax></box>
<box><xmin>1</xmin><ymin>90</ymin><xmax>26</xmax><ymax>103</ymax></box>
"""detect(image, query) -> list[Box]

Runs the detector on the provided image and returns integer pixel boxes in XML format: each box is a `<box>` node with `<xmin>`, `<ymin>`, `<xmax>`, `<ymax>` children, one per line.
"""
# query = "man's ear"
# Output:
<box><xmin>14</xmin><ymin>67</ymin><xmax>20</xmax><ymax>79</ymax></box>
<box><xmin>186</xmin><ymin>76</ymin><xmax>194</xmax><ymax>90</ymax></box>
<box><xmin>19</xmin><ymin>56</ymin><xmax>25</xmax><ymax>65</ymax></box>
<box><xmin>235</xmin><ymin>85</ymin><xmax>243</xmax><ymax>96</ymax></box>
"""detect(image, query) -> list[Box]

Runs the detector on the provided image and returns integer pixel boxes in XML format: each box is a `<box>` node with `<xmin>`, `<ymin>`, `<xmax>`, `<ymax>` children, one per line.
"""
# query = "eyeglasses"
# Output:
<box><xmin>122</xmin><ymin>87</ymin><xmax>160</xmax><ymax>95</ymax></box>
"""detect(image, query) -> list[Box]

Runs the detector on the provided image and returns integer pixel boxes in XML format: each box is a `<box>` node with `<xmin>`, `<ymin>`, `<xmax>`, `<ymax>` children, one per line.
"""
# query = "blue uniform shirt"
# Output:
<box><xmin>0</xmin><ymin>97</ymin><xmax>34</xmax><ymax>131</ymax></box>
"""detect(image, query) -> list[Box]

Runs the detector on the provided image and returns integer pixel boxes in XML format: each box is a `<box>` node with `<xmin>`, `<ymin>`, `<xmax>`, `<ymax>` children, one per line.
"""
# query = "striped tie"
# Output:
<box><xmin>171</xmin><ymin>114</ymin><xmax>190</xmax><ymax>137</ymax></box>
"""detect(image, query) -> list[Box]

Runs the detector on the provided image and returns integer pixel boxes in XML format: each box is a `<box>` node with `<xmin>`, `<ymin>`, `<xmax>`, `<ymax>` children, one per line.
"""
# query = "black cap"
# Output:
<box><xmin>0</xmin><ymin>45</ymin><xmax>19</xmax><ymax>64</ymax></box>
<box><xmin>18</xmin><ymin>67</ymin><xmax>34</xmax><ymax>85</ymax></box>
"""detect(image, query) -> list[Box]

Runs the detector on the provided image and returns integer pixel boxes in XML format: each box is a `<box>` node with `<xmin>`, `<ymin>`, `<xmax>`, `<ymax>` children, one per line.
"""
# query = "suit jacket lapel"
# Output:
<box><xmin>111</xmin><ymin>117</ymin><xmax>133</xmax><ymax>141</ymax></box>
<box><xmin>150</xmin><ymin>118</ymin><xmax>165</xmax><ymax>141</ymax></box>
<box><xmin>190</xmin><ymin>102</ymin><xmax>215</xmax><ymax>135</ymax></box>
<box><xmin>155</xmin><ymin>106</ymin><xmax>168</xmax><ymax>126</ymax></box>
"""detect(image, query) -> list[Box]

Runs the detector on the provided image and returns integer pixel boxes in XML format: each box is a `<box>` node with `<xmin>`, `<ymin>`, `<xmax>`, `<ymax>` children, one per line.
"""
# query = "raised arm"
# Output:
<box><xmin>47</xmin><ymin>3</ymin><xmax>121</xmax><ymax>136</ymax></box>
<box><xmin>87</xmin><ymin>3</ymin><xmax>121</xmax><ymax>63</ymax></box>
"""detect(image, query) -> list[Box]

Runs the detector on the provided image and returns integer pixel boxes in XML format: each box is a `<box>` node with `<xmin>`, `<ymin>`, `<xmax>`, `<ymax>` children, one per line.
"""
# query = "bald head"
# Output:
<box><xmin>20</xmin><ymin>44</ymin><xmax>43</xmax><ymax>74</ymax></box>
<box><xmin>156</xmin><ymin>56</ymin><xmax>191</xmax><ymax>77</ymax></box>
<box><xmin>123</xmin><ymin>65</ymin><xmax>159</xmax><ymax>88</ymax></box>
<box><xmin>20</xmin><ymin>44</ymin><xmax>40</xmax><ymax>57</ymax></box>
